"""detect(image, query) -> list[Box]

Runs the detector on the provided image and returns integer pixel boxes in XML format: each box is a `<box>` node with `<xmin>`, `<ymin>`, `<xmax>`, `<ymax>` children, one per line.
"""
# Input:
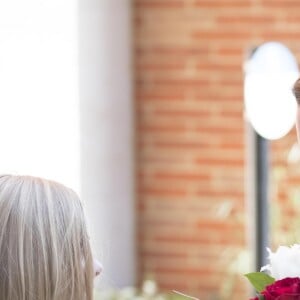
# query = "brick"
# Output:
<box><xmin>262</xmin><ymin>0</ymin><xmax>300</xmax><ymax>5</ymax></box>
<box><xmin>135</xmin><ymin>46</ymin><xmax>210</xmax><ymax>57</ymax></box>
<box><xmin>217</xmin><ymin>15</ymin><xmax>275</xmax><ymax>24</ymax></box>
<box><xmin>135</xmin><ymin>0</ymin><xmax>300</xmax><ymax>299</ymax></box>
<box><xmin>192</xmin><ymin>30</ymin><xmax>252</xmax><ymax>41</ymax></box>
<box><xmin>135</xmin><ymin>0</ymin><xmax>185</xmax><ymax>9</ymax></box>
<box><xmin>136</xmin><ymin>62</ymin><xmax>186</xmax><ymax>71</ymax></box>
<box><xmin>136</xmin><ymin>90</ymin><xmax>186</xmax><ymax>101</ymax></box>
<box><xmin>193</xmin><ymin>1</ymin><xmax>252</xmax><ymax>8</ymax></box>
<box><xmin>154</xmin><ymin>171</ymin><xmax>210</xmax><ymax>182</ymax></box>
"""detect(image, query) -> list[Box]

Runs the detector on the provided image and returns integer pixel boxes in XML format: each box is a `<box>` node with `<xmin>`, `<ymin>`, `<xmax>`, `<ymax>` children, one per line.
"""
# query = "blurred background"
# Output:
<box><xmin>1</xmin><ymin>0</ymin><xmax>300</xmax><ymax>299</ymax></box>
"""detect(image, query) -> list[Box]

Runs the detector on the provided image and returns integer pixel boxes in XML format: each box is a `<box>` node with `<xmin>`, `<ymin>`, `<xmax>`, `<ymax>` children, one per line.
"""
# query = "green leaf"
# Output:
<box><xmin>244</xmin><ymin>272</ymin><xmax>275</xmax><ymax>292</ymax></box>
<box><xmin>258</xmin><ymin>294</ymin><xmax>265</xmax><ymax>300</ymax></box>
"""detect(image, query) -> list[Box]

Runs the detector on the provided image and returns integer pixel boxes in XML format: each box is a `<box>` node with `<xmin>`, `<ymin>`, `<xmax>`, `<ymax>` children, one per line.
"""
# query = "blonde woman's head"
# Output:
<box><xmin>0</xmin><ymin>175</ymin><xmax>95</xmax><ymax>300</ymax></box>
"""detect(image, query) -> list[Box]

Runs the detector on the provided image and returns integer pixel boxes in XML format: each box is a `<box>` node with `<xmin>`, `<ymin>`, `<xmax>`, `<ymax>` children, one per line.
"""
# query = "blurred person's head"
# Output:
<box><xmin>293</xmin><ymin>78</ymin><xmax>300</xmax><ymax>143</ymax></box>
<box><xmin>0</xmin><ymin>174</ymin><xmax>101</xmax><ymax>300</ymax></box>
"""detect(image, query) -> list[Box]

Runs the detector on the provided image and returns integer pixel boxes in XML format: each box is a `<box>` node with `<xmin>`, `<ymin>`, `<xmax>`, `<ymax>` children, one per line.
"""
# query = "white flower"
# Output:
<box><xmin>261</xmin><ymin>244</ymin><xmax>300</xmax><ymax>279</ymax></box>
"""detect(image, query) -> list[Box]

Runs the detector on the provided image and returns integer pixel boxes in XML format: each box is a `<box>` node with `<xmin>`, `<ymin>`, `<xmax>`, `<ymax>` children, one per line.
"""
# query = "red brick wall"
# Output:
<box><xmin>271</xmin><ymin>131</ymin><xmax>300</xmax><ymax>246</ymax></box>
<box><xmin>134</xmin><ymin>1</ymin><xmax>300</xmax><ymax>299</ymax></box>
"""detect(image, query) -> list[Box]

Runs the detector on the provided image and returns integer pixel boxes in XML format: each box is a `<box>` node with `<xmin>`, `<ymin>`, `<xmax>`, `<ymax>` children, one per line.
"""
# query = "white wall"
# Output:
<box><xmin>0</xmin><ymin>0</ymin><xmax>80</xmax><ymax>192</ymax></box>
<box><xmin>78</xmin><ymin>0</ymin><xmax>136</xmax><ymax>288</ymax></box>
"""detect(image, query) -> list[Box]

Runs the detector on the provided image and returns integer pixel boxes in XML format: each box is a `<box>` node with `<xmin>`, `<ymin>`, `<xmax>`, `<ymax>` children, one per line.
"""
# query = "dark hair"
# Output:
<box><xmin>293</xmin><ymin>78</ymin><xmax>300</xmax><ymax>105</ymax></box>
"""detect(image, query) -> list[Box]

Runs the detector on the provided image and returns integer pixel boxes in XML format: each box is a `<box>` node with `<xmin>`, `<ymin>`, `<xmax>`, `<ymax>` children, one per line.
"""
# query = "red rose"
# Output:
<box><xmin>260</xmin><ymin>278</ymin><xmax>300</xmax><ymax>300</ymax></box>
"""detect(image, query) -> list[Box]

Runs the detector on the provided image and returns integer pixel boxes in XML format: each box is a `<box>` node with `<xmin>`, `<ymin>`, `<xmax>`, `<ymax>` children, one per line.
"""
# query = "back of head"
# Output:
<box><xmin>293</xmin><ymin>78</ymin><xmax>300</xmax><ymax>104</ymax></box>
<box><xmin>0</xmin><ymin>175</ymin><xmax>94</xmax><ymax>300</ymax></box>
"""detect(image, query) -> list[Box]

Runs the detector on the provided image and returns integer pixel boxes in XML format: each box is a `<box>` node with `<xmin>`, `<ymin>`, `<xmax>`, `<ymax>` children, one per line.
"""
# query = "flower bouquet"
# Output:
<box><xmin>245</xmin><ymin>244</ymin><xmax>300</xmax><ymax>300</ymax></box>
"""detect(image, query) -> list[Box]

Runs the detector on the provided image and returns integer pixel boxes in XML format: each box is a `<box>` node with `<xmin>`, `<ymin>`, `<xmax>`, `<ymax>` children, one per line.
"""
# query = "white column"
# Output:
<box><xmin>78</xmin><ymin>0</ymin><xmax>135</xmax><ymax>288</ymax></box>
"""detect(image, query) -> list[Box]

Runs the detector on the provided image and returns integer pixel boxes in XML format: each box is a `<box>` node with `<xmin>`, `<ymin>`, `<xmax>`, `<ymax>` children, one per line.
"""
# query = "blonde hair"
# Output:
<box><xmin>0</xmin><ymin>175</ymin><xmax>94</xmax><ymax>300</ymax></box>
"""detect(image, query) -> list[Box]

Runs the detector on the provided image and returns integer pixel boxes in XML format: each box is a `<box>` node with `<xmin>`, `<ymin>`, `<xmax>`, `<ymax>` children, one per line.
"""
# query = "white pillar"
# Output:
<box><xmin>78</xmin><ymin>0</ymin><xmax>135</xmax><ymax>288</ymax></box>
